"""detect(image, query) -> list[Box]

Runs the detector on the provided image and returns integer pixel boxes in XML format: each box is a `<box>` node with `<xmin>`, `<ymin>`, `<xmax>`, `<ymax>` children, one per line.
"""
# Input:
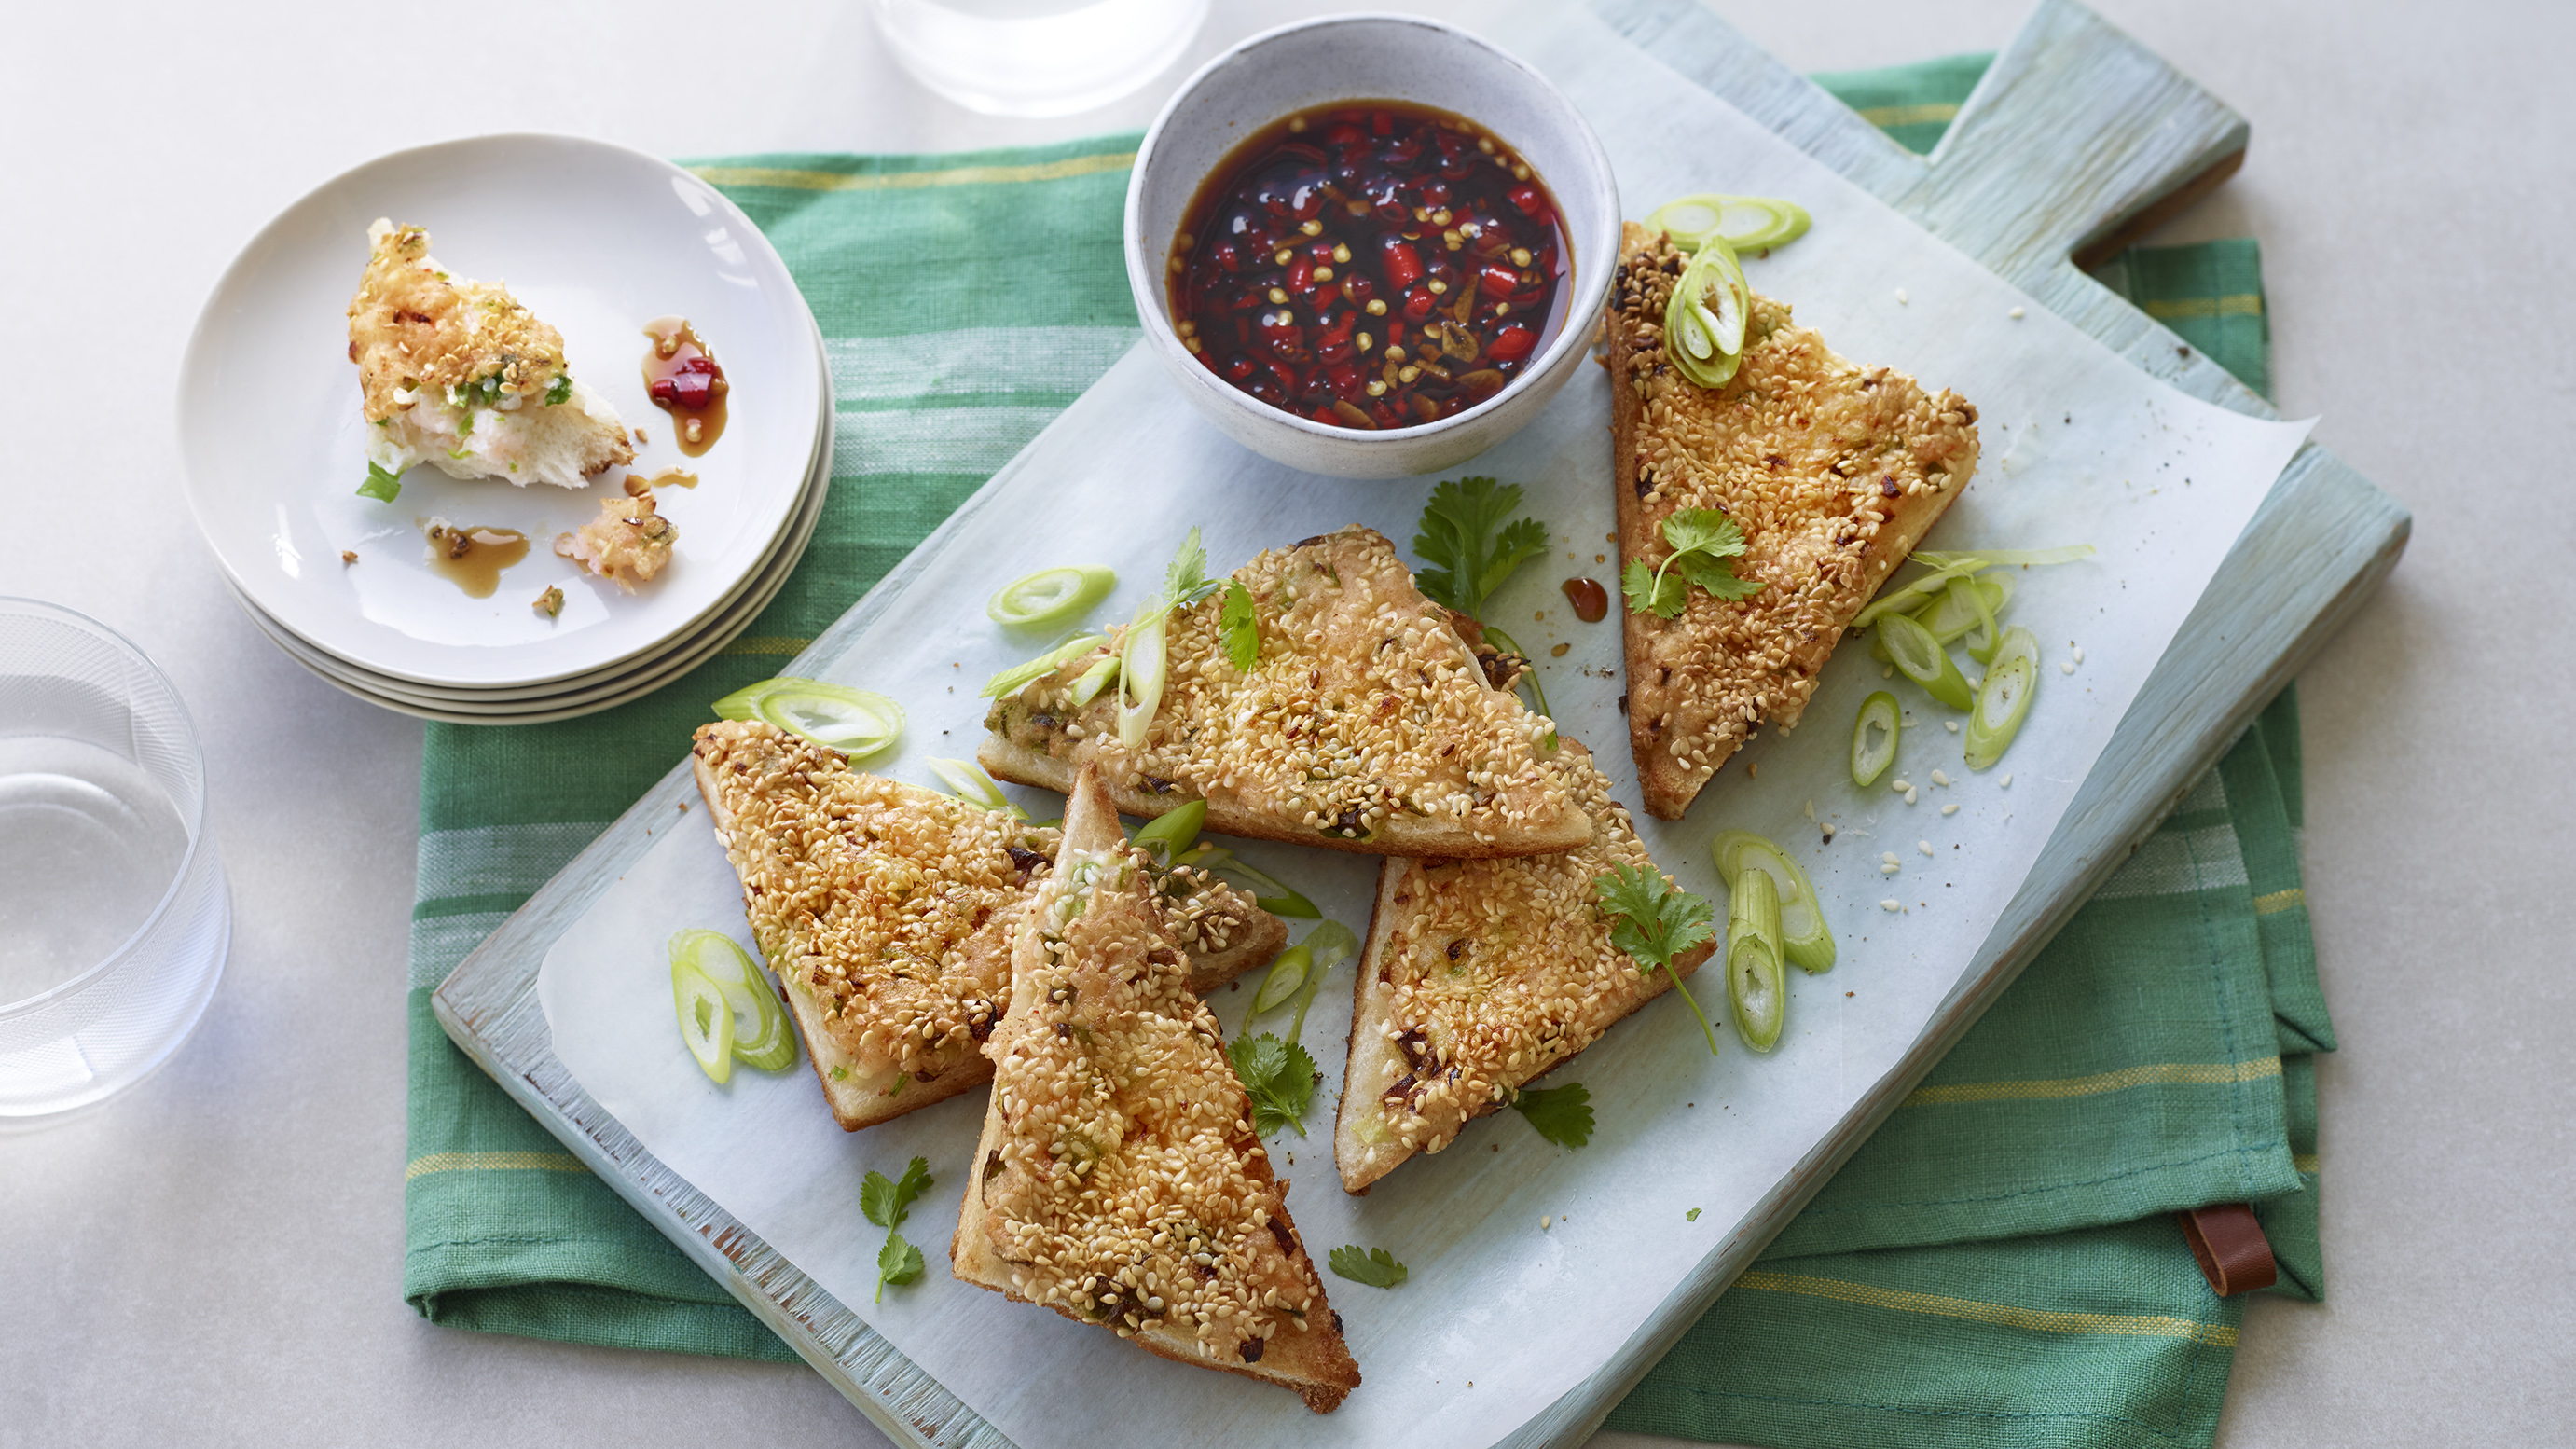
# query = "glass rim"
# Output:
<box><xmin>0</xmin><ymin>596</ymin><xmax>212</xmax><ymax>1018</ymax></box>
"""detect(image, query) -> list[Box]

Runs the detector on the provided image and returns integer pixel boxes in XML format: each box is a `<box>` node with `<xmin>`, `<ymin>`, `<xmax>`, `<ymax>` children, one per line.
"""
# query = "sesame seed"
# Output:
<box><xmin>2072</xmin><ymin>645</ymin><xmax>2084</xmax><ymax>662</ymax></box>
<box><xmin>1881</xmin><ymin>666</ymin><xmax>1894</xmax><ymax>678</ymax></box>
<box><xmin>2000</xmin><ymin>774</ymin><xmax>2013</xmax><ymax>788</ymax></box>
<box><xmin>1905</xmin><ymin>786</ymin><xmax>1919</xmax><ymax>805</ymax></box>
<box><xmin>1891</xmin><ymin>779</ymin><xmax>1911</xmax><ymax>794</ymax></box>
<box><xmin>1945</xmin><ymin>721</ymin><xmax>1959</xmax><ymax>733</ymax></box>
<box><xmin>1894</xmin><ymin>288</ymin><xmax>1909</xmax><ymax>304</ymax></box>
<box><xmin>1930</xmin><ymin>770</ymin><xmax>1949</xmax><ymax>787</ymax></box>
<box><xmin>2009</xmin><ymin>305</ymin><xmax>2025</xmax><ymax>319</ymax></box>
<box><xmin>1919</xmin><ymin>840</ymin><xmax>1934</xmax><ymax>856</ymax></box>
<box><xmin>2061</xmin><ymin>661</ymin><xmax>2076</xmax><ymax>674</ymax></box>
<box><xmin>1881</xmin><ymin>862</ymin><xmax>1901</xmax><ymax>876</ymax></box>
<box><xmin>1881</xmin><ymin>899</ymin><xmax>1902</xmax><ymax>912</ymax></box>
<box><xmin>1540</xmin><ymin>1216</ymin><xmax>1551</xmax><ymax>1230</ymax></box>
<box><xmin>1942</xmin><ymin>803</ymin><xmax>1959</xmax><ymax>815</ymax></box>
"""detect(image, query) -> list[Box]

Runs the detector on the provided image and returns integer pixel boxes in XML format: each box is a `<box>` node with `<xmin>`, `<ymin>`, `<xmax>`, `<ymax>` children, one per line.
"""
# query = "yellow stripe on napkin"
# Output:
<box><xmin>1854</xmin><ymin>103</ymin><xmax>1960</xmax><ymax>128</ymax></box>
<box><xmin>405</xmin><ymin>1150</ymin><xmax>590</xmax><ymax>1182</ymax></box>
<box><xmin>2144</xmin><ymin>294</ymin><xmax>2265</xmax><ymax>320</ymax></box>
<box><xmin>2252</xmin><ymin>888</ymin><xmax>2306</xmax><ymax>915</ymax></box>
<box><xmin>1904</xmin><ymin>1056</ymin><xmax>2280</xmax><ymax>1108</ymax></box>
<box><xmin>694</xmin><ymin>151</ymin><xmax>1136</xmax><ymax>193</ymax></box>
<box><xmin>1734</xmin><ymin>1270</ymin><xmax>2239</xmax><ymax>1346</ymax></box>
<box><xmin>721</xmin><ymin>635</ymin><xmax>812</xmax><ymax>656</ymax></box>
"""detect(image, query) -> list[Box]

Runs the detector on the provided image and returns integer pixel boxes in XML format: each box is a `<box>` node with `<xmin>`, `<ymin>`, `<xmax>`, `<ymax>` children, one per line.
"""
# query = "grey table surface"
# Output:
<box><xmin>4</xmin><ymin>1</ymin><xmax>2568</xmax><ymax>1444</ymax></box>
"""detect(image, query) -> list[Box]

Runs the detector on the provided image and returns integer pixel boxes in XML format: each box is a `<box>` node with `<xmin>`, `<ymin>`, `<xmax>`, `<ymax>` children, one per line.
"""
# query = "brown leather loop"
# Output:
<box><xmin>2176</xmin><ymin>1204</ymin><xmax>2278</xmax><ymax>1296</ymax></box>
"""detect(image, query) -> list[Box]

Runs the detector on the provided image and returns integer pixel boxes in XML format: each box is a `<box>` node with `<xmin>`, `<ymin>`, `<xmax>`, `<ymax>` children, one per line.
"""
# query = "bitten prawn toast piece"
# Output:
<box><xmin>953</xmin><ymin>765</ymin><xmax>1361</xmax><ymax>1413</ymax></box>
<box><xmin>1336</xmin><ymin>739</ymin><xmax>1714</xmax><ymax>1193</ymax></box>
<box><xmin>690</xmin><ymin>721</ymin><xmax>1284</xmax><ymax>1131</ymax></box>
<box><xmin>347</xmin><ymin>219</ymin><xmax>634</xmax><ymax>489</ymax></box>
<box><xmin>981</xmin><ymin>526</ymin><xmax>1591</xmax><ymax>860</ymax></box>
<box><xmin>1609</xmin><ymin>222</ymin><xmax>1980</xmax><ymax>818</ymax></box>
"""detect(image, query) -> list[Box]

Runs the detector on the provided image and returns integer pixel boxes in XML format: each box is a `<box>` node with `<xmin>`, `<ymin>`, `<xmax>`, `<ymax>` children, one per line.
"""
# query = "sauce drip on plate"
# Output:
<box><xmin>421</xmin><ymin>521</ymin><xmax>530</xmax><ymax>597</ymax></box>
<box><xmin>641</xmin><ymin>317</ymin><xmax>728</xmax><ymax>456</ymax></box>
<box><xmin>1562</xmin><ymin>576</ymin><xmax>1608</xmax><ymax>623</ymax></box>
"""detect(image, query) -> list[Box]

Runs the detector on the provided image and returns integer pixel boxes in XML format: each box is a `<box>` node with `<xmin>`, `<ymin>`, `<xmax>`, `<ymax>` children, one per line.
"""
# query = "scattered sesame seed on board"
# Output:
<box><xmin>2009</xmin><ymin>306</ymin><xmax>2025</xmax><ymax>320</ymax></box>
<box><xmin>1880</xmin><ymin>899</ymin><xmax>1902</xmax><ymax>912</ymax></box>
<box><xmin>1894</xmin><ymin>288</ymin><xmax>1910</xmax><ymax>304</ymax></box>
<box><xmin>1942</xmin><ymin>803</ymin><xmax>1959</xmax><ymax>816</ymax></box>
<box><xmin>1891</xmin><ymin>779</ymin><xmax>1910</xmax><ymax>794</ymax></box>
<box><xmin>2001</xmin><ymin>774</ymin><xmax>2013</xmax><ymax>788</ymax></box>
<box><xmin>1919</xmin><ymin>840</ymin><xmax>1934</xmax><ymax>856</ymax></box>
<box><xmin>1904</xmin><ymin>786</ymin><xmax>1919</xmax><ymax>805</ymax></box>
<box><xmin>1930</xmin><ymin>770</ymin><xmax>1949</xmax><ymax>787</ymax></box>
<box><xmin>1945</xmin><ymin>721</ymin><xmax>1959</xmax><ymax>733</ymax></box>
<box><xmin>2072</xmin><ymin>644</ymin><xmax>2085</xmax><ymax>663</ymax></box>
<box><xmin>2061</xmin><ymin>661</ymin><xmax>2077</xmax><ymax>674</ymax></box>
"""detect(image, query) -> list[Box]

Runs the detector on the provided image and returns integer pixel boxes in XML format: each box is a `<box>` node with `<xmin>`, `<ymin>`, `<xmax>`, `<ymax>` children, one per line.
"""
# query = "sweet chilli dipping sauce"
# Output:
<box><xmin>1166</xmin><ymin>102</ymin><xmax>1571</xmax><ymax>432</ymax></box>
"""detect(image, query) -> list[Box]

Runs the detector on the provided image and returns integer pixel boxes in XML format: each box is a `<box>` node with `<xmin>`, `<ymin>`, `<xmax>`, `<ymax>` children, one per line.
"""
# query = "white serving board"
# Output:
<box><xmin>434</xmin><ymin>3</ymin><xmax>2408</xmax><ymax>1446</ymax></box>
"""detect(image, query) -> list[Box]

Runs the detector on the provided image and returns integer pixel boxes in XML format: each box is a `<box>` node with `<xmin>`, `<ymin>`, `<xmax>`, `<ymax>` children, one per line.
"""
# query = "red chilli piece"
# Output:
<box><xmin>1485</xmin><ymin>324</ymin><xmax>1537</xmax><ymax>363</ymax></box>
<box><xmin>1508</xmin><ymin>184</ymin><xmax>1546</xmax><ymax>218</ymax></box>
<box><xmin>1381</xmin><ymin>239</ymin><xmax>1424</xmax><ymax>289</ymax></box>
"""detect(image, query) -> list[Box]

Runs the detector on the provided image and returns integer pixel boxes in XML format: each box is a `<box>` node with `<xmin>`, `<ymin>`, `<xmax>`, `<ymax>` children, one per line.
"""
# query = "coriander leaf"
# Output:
<box><xmin>1328</xmin><ymin>1244</ymin><xmax>1409</xmax><ymax>1289</ymax></box>
<box><xmin>1594</xmin><ymin>862</ymin><xmax>1723</xmax><ymax>1056</ymax></box>
<box><xmin>861</xmin><ymin>1155</ymin><xmax>933</xmax><ymax>1230</ymax></box>
<box><xmin>1164</xmin><ymin>526</ymin><xmax>1221</xmax><ymax>609</ymax></box>
<box><xmin>1228</xmin><ymin>1032</ymin><xmax>1317</xmax><ymax>1137</ymax></box>
<box><xmin>1621</xmin><ymin>559</ymin><xmax>1687</xmax><ymax>619</ymax></box>
<box><xmin>1660</xmin><ymin>509</ymin><xmax>1745</xmax><ymax>559</ymax></box>
<box><xmin>357</xmin><ymin>461</ymin><xmax>404</xmax><ymax>502</ymax></box>
<box><xmin>1412</xmin><ymin>476</ymin><xmax>1547</xmax><ymax>618</ymax></box>
<box><xmin>1511</xmin><ymin>1082</ymin><xmax>1594</xmax><ymax>1149</ymax></box>
<box><xmin>1625</xmin><ymin>508</ymin><xmax>1761</xmax><ymax>617</ymax></box>
<box><xmin>1229</xmin><ymin>1032</ymin><xmax>1288</xmax><ymax>1088</ymax></box>
<box><xmin>875</xmin><ymin>1231</ymin><xmax>925</xmax><ymax>1303</ymax></box>
<box><xmin>544</xmin><ymin>372</ymin><xmax>572</xmax><ymax>406</ymax></box>
<box><xmin>1675</xmin><ymin>553</ymin><xmax>1763</xmax><ymax>600</ymax></box>
<box><xmin>1220</xmin><ymin>580</ymin><xmax>1260</xmax><ymax>671</ymax></box>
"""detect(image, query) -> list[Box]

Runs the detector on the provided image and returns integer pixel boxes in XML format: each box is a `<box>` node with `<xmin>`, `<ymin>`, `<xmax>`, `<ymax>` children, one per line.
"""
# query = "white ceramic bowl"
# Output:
<box><xmin>1124</xmin><ymin>13</ymin><xmax>1618</xmax><ymax>479</ymax></box>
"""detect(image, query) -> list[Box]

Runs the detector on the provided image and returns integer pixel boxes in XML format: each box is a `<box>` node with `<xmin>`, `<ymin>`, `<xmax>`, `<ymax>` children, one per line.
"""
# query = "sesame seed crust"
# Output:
<box><xmin>980</xmin><ymin>527</ymin><xmax>1591</xmax><ymax>860</ymax></box>
<box><xmin>1334</xmin><ymin>740</ymin><xmax>1714</xmax><ymax>1193</ymax></box>
<box><xmin>1608</xmin><ymin>222</ymin><xmax>1980</xmax><ymax>818</ymax></box>
<box><xmin>687</xmin><ymin>721</ymin><xmax>1282</xmax><ymax>1131</ymax></box>
<box><xmin>954</xmin><ymin>766</ymin><xmax>1358</xmax><ymax>1411</ymax></box>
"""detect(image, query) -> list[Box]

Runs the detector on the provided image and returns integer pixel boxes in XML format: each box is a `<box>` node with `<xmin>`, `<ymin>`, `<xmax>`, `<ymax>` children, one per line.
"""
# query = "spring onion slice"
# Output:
<box><xmin>1288</xmin><ymin>920</ymin><xmax>1360</xmax><ymax>1042</ymax></box>
<box><xmin>980</xmin><ymin>632</ymin><xmax>1105</xmax><ymax>699</ymax></box>
<box><xmin>1725</xmin><ymin>865</ymin><xmax>1786</xmax><ymax>1053</ymax></box>
<box><xmin>1648</xmin><ymin>193</ymin><xmax>1813</xmax><ymax>254</ymax></box>
<box><xmin>671</xmin><ymin>959</ymin><xmax>736</xmax><ymax>1083</ymax></box>
<box><xmin>1132</xmin><ymin>798</ymin><xmax>1206</xmax><ymax>865</ymax></box>
<box><xmin>1251</xmin><ymin>945</ymin><xmax>1312</xmax><ymax>1014</ymax></box>
<box><xmin>1853</xmin><ymin>547</ymin><xmax>2088</xmax><ymax>631</ymax></box>
<box><xmin>712</xmin><ymin>678</ymin><xmax>902</xmax><ymax>758</ymax></box>
<box><xmin>1116</xmin><ymin>607</ymin><xmax>1168</xmax><ymax>752</ymax></box>
<box><xmin>1480</xmin><ymin>625</ymin><xmax>1558</xmax><ymax>751</ymax></box>
<box><xmin>1877</xmin><ymin>613</ymin><xmax>1975</xmax><ymax>711</ymax></box>
<box><xmin>1712</xmin><ymin>830</ymin><xmax>1836</xmax><ymax>973</ymax></box>
<box><xmin>986</xmin><ymin>565</ymin><xmax>1115</xmax><ymax>630</ymax></box>
<box><xmin>671</xmin><ymin>929</ymin><xmax>794</xmax><ymax>1070</ymax></box>
<box><xmin>1851</xmin><ymin>689</ymin><xmax>1901</xmax><ymax>789</ymax></box>
<box><xmin>1664</xmin><ymin>238</ymin><xmax>1750</xmax><ymax>389</ymax></box>
<box><xmin>1173</xmin><ymin>843</ymin><xmax>1321</xmax><ymax>918</ymax></box>
<box><xmin>1911</xmin><ymin>573</ymin><xmax>2013</xmax><ymax>646</ymax></box>
<box><xmin>1964</xmin><ymin>626</ymin><xmax>2040</xmax><ymax>770</ymax></box>
<box><xmin>926</xmin><ymin>758</ymin><xmax>1024</xmax><ymax>819</ymax></box>
<box><xmin>1068</xmin><ymin>653</ymin><xmax>1120</xmax><ymax>707</ymax></box>
<box><xmin>1951</xmin><ymin>576</ymin><xmax>2004</xmax><ymax>664</ymax></box>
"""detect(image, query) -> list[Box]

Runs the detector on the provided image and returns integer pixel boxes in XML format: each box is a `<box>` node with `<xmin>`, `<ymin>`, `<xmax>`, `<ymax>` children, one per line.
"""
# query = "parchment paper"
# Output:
<box><xmin>537</xmin><ymin>7</ymin><xmax>2313</xmax><ymax>1445</ymax></box>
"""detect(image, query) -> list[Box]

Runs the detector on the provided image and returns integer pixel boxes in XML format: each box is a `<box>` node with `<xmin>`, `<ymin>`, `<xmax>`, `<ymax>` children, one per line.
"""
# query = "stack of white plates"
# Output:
<box><xmin>178</xmin><ymin>135</ymin><xmax>831</xmax><ymax>724</ymax></box>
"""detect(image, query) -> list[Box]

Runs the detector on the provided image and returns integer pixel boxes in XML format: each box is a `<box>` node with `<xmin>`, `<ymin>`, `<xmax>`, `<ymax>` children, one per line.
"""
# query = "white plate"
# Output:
<box><xmin>235</xmin><ymin>346</ymin><xmax>835</xmax><ymax>705</ymax></box>
<box><xmin>234</xmin><ymin>436</ymin><xmax>829</xmax><ymax>722</ymax></box>
<box><xmin>179</xmin><ymin>133</ymin><xmax>824</xmax><ymax>689</ymax></box>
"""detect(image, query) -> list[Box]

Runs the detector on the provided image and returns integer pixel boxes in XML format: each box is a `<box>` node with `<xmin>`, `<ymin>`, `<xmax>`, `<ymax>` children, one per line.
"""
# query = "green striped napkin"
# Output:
<box><xmin>403</xmin><ymin>50</ymin><xmax>2327</xmax><ymax>1449</ymax></box>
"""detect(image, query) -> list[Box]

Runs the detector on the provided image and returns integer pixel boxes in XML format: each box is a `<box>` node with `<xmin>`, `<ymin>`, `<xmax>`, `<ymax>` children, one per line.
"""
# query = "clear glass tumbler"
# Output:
<box><xmin>0</xmin><ymin>599</ymin><xmax>229</xmax><ymax>1126</ymax></box>
<box><xmin>872</xmin><ymin>0</ymin><xmax>1211</xmax><ymax>117</ymax></box>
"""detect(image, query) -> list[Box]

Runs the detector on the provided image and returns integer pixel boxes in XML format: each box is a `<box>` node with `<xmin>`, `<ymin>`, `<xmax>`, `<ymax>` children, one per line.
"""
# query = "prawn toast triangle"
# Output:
<box><xmin>952</xmin><ymin>765</ymin><xmax>1360</xmax><ymax>1413</ymax></box>
<box><xmin>1610</xmin><ymin>222</ymin><xmax>1982</xmax><ymax>819</ymax></box>
<box><xmin>981</xmin><ymin>526</ymin><xmax>1591</xmax><ymax>859</ymax></box>
<box><xmin>690</xmin><ymin>721</ymin><xmax>1284</xmax><ymax>1131</ymax></box>
<box><xmin>1336</xmin><ymin>739</ymin><xmax>1715</xmax><ymax>1193</ymax></box>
